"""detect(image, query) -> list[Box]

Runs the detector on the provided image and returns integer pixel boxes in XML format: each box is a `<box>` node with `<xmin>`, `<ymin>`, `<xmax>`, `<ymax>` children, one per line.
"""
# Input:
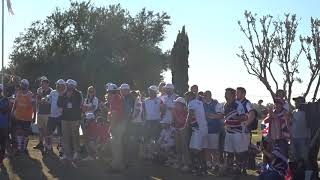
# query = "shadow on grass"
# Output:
<box><xmin>9</xmin><ymin>153</ymin><xmax>46</xmax><ymax>180</ymax></box>
<box><xmin>0</xmin><ymin>165</ymin><xmax>10</xmax><ymax>180</ymax></box>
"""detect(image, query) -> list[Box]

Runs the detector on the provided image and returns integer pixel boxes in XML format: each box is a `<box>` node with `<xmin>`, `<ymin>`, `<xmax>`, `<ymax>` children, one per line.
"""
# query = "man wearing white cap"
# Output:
<box><xmin>12</xmin><ymin>79</ymin><xmax>36</xmax><ymax>154</ymax></box>
<box><xmin>57</xmin><ymin>79</ymin><xmax>82</xmax><ymax>161</ymax></box>
<box><xmin>0</xmin><ymin>84</ymin><xmax>10</xmax><ymax>165</ymax></box>
<box><xmin>46</xmin><ymin>79</ymin><xmax>66</xmax><ymax>155</ymax></box>
<box><xmin>119</xmin><ymin>84</ymin><xmax>136</xmax><ymax>165</ymax></box>
<box><xmin>34</xmin><ymin>76</ymin><xmax>53</xmax><ymax>150</ymax></box>
<box><xmin>143</xmin><ymin>85</ymin><xmax>163</xmax><ymax>142</ymax></box>
<box><xmin>161</xmin><ymin>83</ymin><xmax>177</xmax><ymax>125</ymax></box>
<box><xmin>107</xmin><ymin>83</ymin><xmax>126</xmax><ymax>171</ymax></box>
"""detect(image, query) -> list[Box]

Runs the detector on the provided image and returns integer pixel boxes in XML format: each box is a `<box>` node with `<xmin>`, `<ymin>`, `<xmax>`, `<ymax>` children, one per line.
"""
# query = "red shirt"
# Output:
<box><xmin>96</xmin><ymin>124</ymin><xmax>111</xmax><ymax>144</ymax></box>
<box><xmin>86</xmin><ymin>120</ymin><xmax>98</xmax><ymax>139</ymax></box>
<box><xmin>109</xmin><ymin>94</ymin><xmax>124</xmax><ymax>121</ymax></box>
<box><xmin>173</xmin><ymin>107</ymin><xmax>188</xmax><ymax>129</ymax></box>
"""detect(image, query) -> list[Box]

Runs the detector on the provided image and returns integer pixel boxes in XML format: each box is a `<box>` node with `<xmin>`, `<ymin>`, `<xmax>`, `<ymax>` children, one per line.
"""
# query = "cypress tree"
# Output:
<box><xmin>170</xmin><ymin>26</ymin><xmax>189</xmax><ymax>96</ymax></box>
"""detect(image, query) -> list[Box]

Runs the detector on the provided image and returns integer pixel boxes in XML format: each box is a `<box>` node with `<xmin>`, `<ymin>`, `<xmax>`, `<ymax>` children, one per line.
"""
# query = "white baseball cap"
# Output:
<box><xmin>164</xmin><ymin>83</ymin><xmax>174</xmax><ymax>89</ymax></box>
<box><xmin>120</xmin><ymin>83</ymin><xmax>130</xmax><ymax>90</ymax></box>
<box><xmin>107</xmin><ymin>83</ymin><xmax>118</xmax><ymax>91</ymax></box>
<box><xmin>40</xmin><ymin>76</ymin><xmax>49</xmax><ymax>81</ymax></box>
<box><xmin>56</xmin><ymin>79</ymin><xmax>66</xmax><ymax>85</ymax></box>
<box><xmin>174</xmin><ymin>97</ymin><xmax>186</xmax><ymax>105</ymax></box>
<box><xmin>21</xmin><ymin>79</ymin><xmax>29</xmax><ymax>86</ymax></box>
<box><xmin>85</xmin><ymin>112</ymin><xmax>95</xmax><ymax>120</ymax></box>
<box><xmin>148</xmin><ymin>85</ymin><xmax>158</xmax><ymax>92</ymax></box>
<box><xmin>0</xmin><ymin>84</ymin><xmax>3</xmax><ymax>91</ymax></box>
<box><xmin>66</xmin><ymin>79</ymin><xmax>77</xmax><ymax>87</ymax></box>
<box><xmin>105</xmin><ymin>82</ymin><xmax>113</xmax><ymax>90</ymax></box>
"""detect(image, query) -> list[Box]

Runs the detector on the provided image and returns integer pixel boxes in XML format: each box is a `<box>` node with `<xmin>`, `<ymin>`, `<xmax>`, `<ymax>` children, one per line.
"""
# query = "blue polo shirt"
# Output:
<box><xmin>0</xmin><ymin>97</ymin><xmax>9</xmax><ymax>128</ymax></box>
<box><xmin>203</xmin><ymin>99</ymin><xmax>224</xmax><ymax>134</ymax></box>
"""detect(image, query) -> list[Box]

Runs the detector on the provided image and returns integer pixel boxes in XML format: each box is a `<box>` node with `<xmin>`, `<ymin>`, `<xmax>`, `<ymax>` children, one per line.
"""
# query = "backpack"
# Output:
<box><xmin>242</xmin><ymin>99</ymin><xmax>258</xmax><ymax>131</ymax></box>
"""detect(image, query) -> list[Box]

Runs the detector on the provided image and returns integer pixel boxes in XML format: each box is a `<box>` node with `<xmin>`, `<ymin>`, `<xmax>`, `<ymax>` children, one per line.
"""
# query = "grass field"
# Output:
<box><xmin>0</xmin><ymin>136</ymin><xmax>260</xmax><ymax>180</ymax></box>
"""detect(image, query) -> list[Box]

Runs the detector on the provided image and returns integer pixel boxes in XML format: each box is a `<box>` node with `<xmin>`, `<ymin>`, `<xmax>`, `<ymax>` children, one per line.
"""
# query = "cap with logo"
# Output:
<box><xmin>148</xmin><ymin>85</ymin><xmax>158</xmax><ymax>92</ymax></box>
<box><xmin>174</xmin><ymin>97</ymin><xmax>186</xmax><ymax>105</ymax></box>
<box><xmin>66</xmin><ymin>79</ymin><xmax>77</xmax><ymax>87</ymax></box>
<box><xmin>107</xmin><ymin>84</ymin><xmax>118</xmax><ymax>92</ymax></box>
<box><xmin>120</xmin><ymin>83</ymin><xmax>130</xmax><ymax>90</ymax></box>
<box><xmin>56</xmin><ymin>79</ymin><xmax>66</xmax><ymax>85</ymax></box>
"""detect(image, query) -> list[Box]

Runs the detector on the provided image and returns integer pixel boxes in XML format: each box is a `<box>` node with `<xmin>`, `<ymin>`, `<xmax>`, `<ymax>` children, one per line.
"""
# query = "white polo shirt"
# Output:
<box><xmin>161</xmin><ymin>94</ymin><xmax>177</xmax><ymax>124</ymax></box>
<box><xmin>48</xmin><ymin>90</ymin><xmax>62</xmax><ymax>118</ymax></box>
<box><xmin>188</xmin><ymin>99</ymin><xmax>208</xmax><ymax>131</ymax></box>
<box><xmin>144</xmin><ymin>97</ymin><xmax>162</xmax><ymax>121</ymax></box>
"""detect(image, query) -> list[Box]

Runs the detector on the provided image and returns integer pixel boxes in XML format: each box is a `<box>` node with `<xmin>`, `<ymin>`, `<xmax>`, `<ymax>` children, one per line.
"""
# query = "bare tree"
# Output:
<box><xmin>237</xmin><ymin>11</ymin><xmax>278</xmax><ymax>99</ymax></box>
<box><xmin>301</xmin><ymin>18</ymin><xmax>320</xmax><ymax>101</ymax></box>
<box><xmin>274</xmin><ymin>14</ymin><xmax>302</xmax><ymax>103</ymax></box>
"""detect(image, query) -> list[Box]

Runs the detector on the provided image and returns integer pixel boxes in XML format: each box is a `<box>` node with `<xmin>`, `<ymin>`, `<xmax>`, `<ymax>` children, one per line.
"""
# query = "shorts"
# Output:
<box><xmin>47</xmin><ymin>117</ymin><xmax>62</xmax><ymax>135</ymax></box>
<box><xmin>12</xmin><ymin>120</ymin><xmax>31</xmax><ymax>133</ymax></box>
<box><xmin>224</xmin><ymin>132</ymin><xmax>250</xmax><ymax>153</ymax></box>
<box><xmin>189</xmin><ymin>130</ymin><xmax>208</xmax><ymax>151</ymax></box>
<box><xmin>37</xmin><ymin>114</ymin><xmax>49</xmax><ymax>129</ymax></box>
<box><xmin>205</xmin><ymin>133</ymin><xmax>220</xmax><ymax>150</ymax></box>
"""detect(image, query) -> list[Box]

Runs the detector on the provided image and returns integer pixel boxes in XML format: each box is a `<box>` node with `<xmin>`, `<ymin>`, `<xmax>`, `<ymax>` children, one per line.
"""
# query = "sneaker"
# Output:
<box><xmin>82</xmin><ymin>156</ymin><xmax>95</xmax><ymax>161</ymax></box>
<box><xmin>73</xmin><ymin>152</ymin><xmax>80</xmax><ymax>160</ymax></box>
<box><xmin>180</xmin><ymin>165</ymin><xmax>190</xmax><ymax>172</ymax></box>
<box><xmin>60</xmin><ymin>155</ymin><xmax>68</xmax><ymax>161</ymax></box>
<box><xmin>241</xmin><ymin>169</ymin><xmax>247</xmax><ymax>175</ymax></box>
<box><xmin>170</xmin><ymin>163</ymin><xmax>180</xmax><ymax>169</ymax></box>
<box><xmin>33</xmin><ymin>143</ymin><xmax>44</xmax><ymax>150</ymax></box>
<box><xmin>206</xmin><ymin>161</ymin><xmax>213</xmax><ymax>169</ymax></box>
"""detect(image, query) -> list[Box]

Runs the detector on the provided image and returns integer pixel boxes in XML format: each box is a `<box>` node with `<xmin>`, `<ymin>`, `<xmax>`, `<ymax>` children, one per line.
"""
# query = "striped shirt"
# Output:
<box><xmin>224</xmin><ymin>100</ymin><xmax>245</xmax><ymax>133</ymax></box>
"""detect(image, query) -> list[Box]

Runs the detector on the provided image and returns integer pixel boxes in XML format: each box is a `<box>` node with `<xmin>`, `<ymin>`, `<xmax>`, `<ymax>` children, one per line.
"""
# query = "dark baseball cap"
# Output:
<box><xmin>293</xmin><ymin>96</ymin><xmax>305</xmax><ymax>103</ymax></box>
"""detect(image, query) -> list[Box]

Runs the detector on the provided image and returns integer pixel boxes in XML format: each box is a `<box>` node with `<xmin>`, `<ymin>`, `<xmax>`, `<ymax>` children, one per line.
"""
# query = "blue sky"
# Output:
<box><xmin>2</xmin><ymin>0</ymin><xmax>320</xmax><ymax>103</ymax></box>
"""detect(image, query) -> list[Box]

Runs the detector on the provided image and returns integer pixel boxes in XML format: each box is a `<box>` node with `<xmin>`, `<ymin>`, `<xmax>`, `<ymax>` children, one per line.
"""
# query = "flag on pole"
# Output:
<box><xmin>7</xmin><ymin>0</ymin><xmax>14</xmax><ymax>15</ymax></box>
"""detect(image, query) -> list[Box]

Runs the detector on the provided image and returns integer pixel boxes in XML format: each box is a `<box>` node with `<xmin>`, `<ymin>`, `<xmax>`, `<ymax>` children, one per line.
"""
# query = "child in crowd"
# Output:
<box><xmin>96</xmin><ymin>116</ymin><xmax>111</xmax><ymax>161</ymax></box>
<box><xmin>259</xmin><ymin>144</ymin><xmax>288</xmax><ymax>180</ymax></box>
<box><xmin>82</xmin><ymin>113</ymin><xmax>98</xmax><ymax>161</ymax></box>
<box><xmin>154</xmin><ymin>119</ymin><xmax>176</xmax><ymax>166</ymax></box>
<box><xmin>173</xmin><ymin>97</ymin><xmax>190</xmax><ymax>171</ymax></box>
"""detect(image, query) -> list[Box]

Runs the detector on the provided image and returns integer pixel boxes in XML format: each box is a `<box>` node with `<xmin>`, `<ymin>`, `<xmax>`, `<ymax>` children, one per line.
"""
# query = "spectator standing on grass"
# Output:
<box><xmin>291</xmin><ymin>96</ymin><xmax>312</xmax><ymax>179</ymax></box>
<box><xmin>82</xmin><ymin>86</ymin><xmax>99</xmax><ymax>157</ymax></box>
<box><xmin>161</xmin><ymin>83</ymin><xmax>177</xmax><ymax>125</ymax></box>
<box><xmin>223</xmin><ymin>88</ymin><xmax>247</xmax><ymax>175</ymax></box>
<box><xmin>120</xmin><ymin>84</ymin><xmax>135</xmax><ymax>166</ymax></box>
<box><xmin>129</xmin><ymin>91</ymin><xmax>144</xmax><ymax>161</ymax></box>
<box><xmin>264</xmin><ymin>98</ymin><xmax>290</xmax><ymax>157</ymax></box>
<box><xmin>236</xmin><ymin>87</ymin><xmax>257</xmax><ymax>173</ymax></box>
<box><xmin>185</xmin><ymin>91</ymin><xmax>208</xmax><ymax>176</ymax></box>
<box><xmin>143</xmin><ymin>85</ymin><xmax>162</xmax><ymax>142</ymax></box>
<box><xmin>58</xmin><ymin>79</ymin><xmax>82</xmax><ymax>161</ymax></box>
<box><xmin>0</xmin><ymin>84</ymin><xmax>10</xmax><ymax>166</ymax></box>
<box><xmin>12</xmin><ymin>79</ymin><xmax>36</xmax><ymax>154</ymax></box>
<box><xmin>107</xmin><ymin>84</ymin><xmax>125</xmax><ymax>172</ymax></box>
<box><xmin>46</xmin><ymin>79</ymin><xmax>66</xmax><ymax>156</ymax></box>
<box><xmin>173</xmin><ymin>97</ymin><xmax>190</xmax><ymax>171</ymax></box>
<box><xmin>34</xmin><ymin>76</ymin><xmax>52</xmax><ymax>151</ymax></box>
<box><xmin>203</xmin><ymin>90</ymin><xmax>224</xmax><ymax>171</ymax></box>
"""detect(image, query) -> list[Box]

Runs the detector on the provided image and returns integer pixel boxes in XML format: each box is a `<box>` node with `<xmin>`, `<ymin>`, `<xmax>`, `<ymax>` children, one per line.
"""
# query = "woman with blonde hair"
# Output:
<box><xmin>82</xmin><ymin>86</ymin><xmax>99</xmax><ymax>160</ymax></box>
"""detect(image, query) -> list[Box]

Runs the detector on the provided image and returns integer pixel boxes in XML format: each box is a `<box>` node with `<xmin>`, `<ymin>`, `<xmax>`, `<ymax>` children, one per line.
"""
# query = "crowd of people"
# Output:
<box><xmin>0</xmin><ymin>75</ymin><xmax>319</xmax><ymax>180</ymax></box>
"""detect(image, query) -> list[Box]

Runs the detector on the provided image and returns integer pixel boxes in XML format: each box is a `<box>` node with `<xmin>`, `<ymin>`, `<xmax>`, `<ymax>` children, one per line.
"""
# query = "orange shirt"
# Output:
<box><xmin>14</xmin><ymin>91</ymin><xmax>34</xmax><ymax>121</ymax></box>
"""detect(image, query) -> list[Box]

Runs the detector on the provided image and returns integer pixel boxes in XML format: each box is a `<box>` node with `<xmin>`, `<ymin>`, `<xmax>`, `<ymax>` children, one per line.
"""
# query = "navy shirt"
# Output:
<box><xmin>203</xmin><ymin>99</ymin><xmax>223</xmax><ymax>134</ymax></box>
<box><xmin>0</xmin><ymin>96</ymin><xmax>9</xmax><ymax>128</ymax></box>
<box><xmin>37</xmin><ymin>87</ymin><xmax>52</xmax><ymax>114</ymax></box>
